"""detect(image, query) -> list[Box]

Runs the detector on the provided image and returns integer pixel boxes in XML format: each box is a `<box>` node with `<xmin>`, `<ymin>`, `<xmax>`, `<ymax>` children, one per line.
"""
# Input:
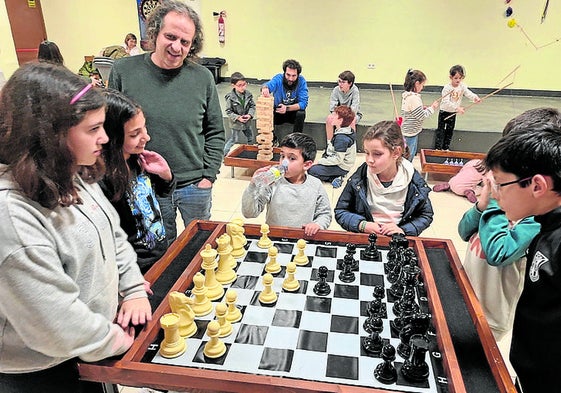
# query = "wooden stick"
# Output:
<box><xmin>518</xmin><ymin>25</ymin><xmax>538</xmax><ymax>50</ymax></box>
<box><xmin>496</xmin><ymin>65</ymin><xmax>520</xmax><ymax>86</ymax></box>
<box><xmin>435</xmin><ymin>89</ymin><xmax>454</xmax><ymax>103</ymax></box>
<box><xmin>389</xmin><ymin>83</ymin><xmax>399</xmax><ymax>120</ymax></box>
<box><xmin>443</xmin><ymin>82</ymin><xmax>513</xmax><ymax>121</ymax></box>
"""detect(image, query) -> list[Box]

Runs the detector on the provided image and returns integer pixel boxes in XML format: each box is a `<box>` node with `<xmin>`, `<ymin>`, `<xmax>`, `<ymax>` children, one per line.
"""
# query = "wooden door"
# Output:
<box><xmin>4</xmin><ymin>0</ymin><xmax>48</xmax><ymax>65</ymax></box>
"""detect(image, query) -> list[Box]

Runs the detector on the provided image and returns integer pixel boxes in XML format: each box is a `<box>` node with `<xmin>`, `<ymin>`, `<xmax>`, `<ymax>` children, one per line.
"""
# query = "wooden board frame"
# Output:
<box><xmin>78</xmin><ymin>221</ymin><xmax>515</xmax><ymax>393</ymax></box>
<box><xmin>420</xmin><ymin>149</ymin><xmax>486</xmax><ymax>179</ymax></box>
<box><xmin>223</xmin><ymin>144</ymin><xmax>282</xmax><ymax>177</ymax></box>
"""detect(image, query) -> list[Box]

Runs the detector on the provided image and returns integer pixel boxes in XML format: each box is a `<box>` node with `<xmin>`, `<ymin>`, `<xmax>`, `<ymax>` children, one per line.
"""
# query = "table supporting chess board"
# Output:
<box><xmin>223</xmin><ymin>144</ymin><xmax>282</xmax><ymax>178</ymax></box>
<box><xmin>78</xmin><ymin>221</ymin><xmax>515</xmax><ymax>393</ymax></box>
<box><xmin>420</xmin><ymin>149</ymin><xmax>486</xmax><ymax>181</ymax></box>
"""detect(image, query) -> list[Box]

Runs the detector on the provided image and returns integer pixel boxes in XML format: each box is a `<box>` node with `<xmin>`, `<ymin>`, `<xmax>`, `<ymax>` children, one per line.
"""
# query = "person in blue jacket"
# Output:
<box><xmin>261</xmin><ymin>59</ymin><xmax>308</xmax><ymax>134</ymax></box>
<box><xmin>335</xmin><ymin>120</ymin><xmax>433</xmax><ymax>236</ymax></box>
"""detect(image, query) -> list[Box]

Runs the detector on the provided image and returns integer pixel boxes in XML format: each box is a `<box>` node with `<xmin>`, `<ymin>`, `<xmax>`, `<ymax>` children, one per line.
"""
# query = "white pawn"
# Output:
<box><xmin>200</xmin><ymin>244</ymin><xmax>224</xmax><ymax>301</ymax></box>
<box><xmin>214</xmin><ymin>302</ymin><xmax>233</xmax><ymax>338</ymax></box>
<box><xmin>225</xmin><ymin>289</ymin><xmax>242</xmax><ymax>323</ymax></box>
<box><xmin>203</xmin><ymin>320</ymin><xmax>226</xmax><ymax>359</ymax></box>
<box><xmin>265</xmin><ymin>246</ymin><xmax>281</xmax><ymax>274</ymax></box>
<box><xmin>282</xmin><ymin>262</ymin><xmax>300</xmax><ymax>292</ymax></box>
<box><xmin>168</xmin><ymin>291</ymin><xmax>197</xmax><ymax>338</ymax></box>
<box><xmin>293</xmin><ymin>239</ymin><xmax>309</xmax><ymax>266</ymax></box>
<box><xmin>257</xmin><ymin>223</ymin><xmax>273</xmax><ymax>249</ymax></box>
<box><xmin>191</xmin><ymin>272</ymin><xmax>213</xmax><ymax>317</ymax></box>
<box><xmin>215</xmin><ymin>233</ymin><xmax>237</xmax><ymax>284</ymax></box>
<box><xmin>258</xmin><ymin>273</ymin><xmax>278</xmax><ymax>304</ymax></box>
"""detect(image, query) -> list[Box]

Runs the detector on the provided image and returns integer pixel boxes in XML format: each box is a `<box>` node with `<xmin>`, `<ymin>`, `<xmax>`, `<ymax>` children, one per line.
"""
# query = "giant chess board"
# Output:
<box><xmin>78</xmin><ymin>221</ymin><xmax>515</xmax><ymax>393</ymax></box>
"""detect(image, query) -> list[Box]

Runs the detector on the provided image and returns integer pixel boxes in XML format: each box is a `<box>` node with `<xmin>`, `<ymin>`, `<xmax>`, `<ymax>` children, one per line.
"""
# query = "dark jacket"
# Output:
<box><xmin>334</xmin><ymin>162</ymin><xmax>433</xmax><ymax>236</ymax></box>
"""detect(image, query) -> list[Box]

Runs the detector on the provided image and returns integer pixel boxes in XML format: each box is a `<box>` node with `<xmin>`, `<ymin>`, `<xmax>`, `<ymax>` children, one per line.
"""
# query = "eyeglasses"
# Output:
<box><xmin>234</xmin><ymin>82</ymin><xmax>247</xmax><ymax>87</ymax></box>
<box><xmin>491</xmin><ymin>176</ymin><xmax>533</xmax><ymax>193</ymax></box>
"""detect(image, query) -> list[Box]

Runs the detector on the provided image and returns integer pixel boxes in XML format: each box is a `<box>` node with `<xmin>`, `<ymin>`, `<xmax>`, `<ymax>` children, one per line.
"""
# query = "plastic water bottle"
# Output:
<box><xmin>253</xmin><ymin>159</ymin><xmax>289</xmax><ymax>186</ymax></box>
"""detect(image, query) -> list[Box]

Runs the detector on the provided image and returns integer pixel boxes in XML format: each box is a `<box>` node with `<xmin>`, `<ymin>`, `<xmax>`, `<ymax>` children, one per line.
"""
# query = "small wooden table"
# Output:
<box><xmin>420</xmin><ymin>149</ymin><xmax>486</xmax><ymax>181</ymax></box>
<box><xmin>223</xmin><ymin>144</ymin><xmax>282</xmax><ymax>178</ymax></box>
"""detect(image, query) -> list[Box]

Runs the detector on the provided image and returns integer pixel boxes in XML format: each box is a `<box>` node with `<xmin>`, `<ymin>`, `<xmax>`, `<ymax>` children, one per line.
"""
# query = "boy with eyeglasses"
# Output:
<box><xmin>224</xmin><ymin>72</ymin><xmax>256</xmax><ymax>155</ymax></box>
<box><xmin>457</xmin><ymin>109</ymin><xmax>561</xmax><ymax>342</ymax></box>
<box><xmin>484</xmin><ymin>118</ymin><xmax>561</xmax><ymax>393</ymax></box>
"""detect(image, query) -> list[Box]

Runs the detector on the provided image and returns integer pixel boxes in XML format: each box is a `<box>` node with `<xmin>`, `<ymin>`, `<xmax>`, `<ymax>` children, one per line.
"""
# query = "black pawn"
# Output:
<box><xmin>313</xmin><ymin>265</ymin><xmax>331</xmax><ymax>296</ymax></box>
<box><xmin>345</xmin><ymin>243</ymin><xmax>359</xmax><ymax>271</ymax></box>
<box><xmin>401</xmin><ymin>334</ymin><xmax>430</xmax><ymax>383</ymax></box>
<box><xmin>374</xmin><ymin>344</ymin><xmax>398</xmax><ymax>384</ymax></box>
<box><xmin>363</xmin><ymin>312</ymin><xmax>383</xmax><ymax>334</ymax></box>
<box><xmin>362</xmin><ymin>233</ymin><xmax>381</xmax><ymax>261</ymax></box>
<box><xmin>362</xmin><ymin>320</ymin><xmax>384</xmax><ymax>355</ymax></box>
<box><xmin>338</xmin><ymin>254</ymin><xmax>355</xmax><ymax>283</ymax></box>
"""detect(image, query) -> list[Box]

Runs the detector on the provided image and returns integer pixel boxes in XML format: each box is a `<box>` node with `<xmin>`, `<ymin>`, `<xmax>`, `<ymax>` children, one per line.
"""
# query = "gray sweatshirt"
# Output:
<box><xmin>0</xmin><ymin>165</ymin><xmax>147</xmax><ymax>373</ymax></box>
<box><xmin>242</xmin><ymin>174</ymin><xmax>332</xmax><ymax>229</ymax></box>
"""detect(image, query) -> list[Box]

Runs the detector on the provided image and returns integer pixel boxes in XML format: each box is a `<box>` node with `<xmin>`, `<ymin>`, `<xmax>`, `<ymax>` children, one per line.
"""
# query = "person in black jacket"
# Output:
<box><xmin>100</xmin><ymin>89</ymin><xmax>176</xmax><ymax>273</ymax></box>
<box><xmin>335</xmin><ymin>120</ymin><xmax>433</xmax><ymax>236</ymax></box>
<box><xmin>485</xmin><ymin>122</ymin><xmax>561</xmax><ymax>393</ymax></box>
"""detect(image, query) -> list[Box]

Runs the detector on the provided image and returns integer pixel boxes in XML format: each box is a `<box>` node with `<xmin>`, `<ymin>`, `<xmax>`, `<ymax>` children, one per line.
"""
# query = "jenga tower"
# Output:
<box><xmin>255</xmin><ymin>96</ymin><xmax>275</xmax><ymax>161</ymax></box>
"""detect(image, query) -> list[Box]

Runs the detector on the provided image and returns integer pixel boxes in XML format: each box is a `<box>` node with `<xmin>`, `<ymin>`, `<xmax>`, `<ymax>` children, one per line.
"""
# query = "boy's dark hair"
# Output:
<box><xmin>403</xmin><ymin>69</ymin><xmax>427</xmax><ymax>92</ymax></box>
<box><xmin>502</xmin><ymin>107</ymin><xmax>561</xmax><ymax>136</ymax></box>
<box><xmin>485</xmin><ymin>124</ymin><xmax>561</xmax><ymax>193</ymax></box>
<box><xmin>334</xmin><ymin>105</ymin><xmax>355</xmax><ymax>128</ymax></box>
<box><xmin>449</xmin><ymin>64</ymin><xmax>465</xmax><ymax>78</ymax></box>
<box><xmin>282</xmin><ymin>59</ymin><xmax>302</xmax><ymax>75</ymax></box>
<box><xmin>230</xmin><ymin>72</ymin><xmax>246</xmax><ymax>85</ymax></box>
<box><xmin>338</xmin><ymin>70</ymin><xmax>355</xmax><ymax>86</ymax></box>
<box><xmin>280</xmin><ymin>132</ymin><xmax>317</xmax><ymax>162</ymax></box>
<box><xmin>146</xmin><ymin>0</ymin><xmax>203</xmax><ymax>57</ymax></box>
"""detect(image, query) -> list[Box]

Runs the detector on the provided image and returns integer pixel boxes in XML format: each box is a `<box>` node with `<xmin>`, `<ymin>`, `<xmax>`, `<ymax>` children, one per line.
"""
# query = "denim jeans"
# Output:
<box><xmin>157</xmin><ymin>183</ymin><xmax>212</xmax><ymax>244</ymax></box>
<box><xmin>404</xmin><ymin>135</ymin><xmax>419</xmax><ymax>162</ymax></box>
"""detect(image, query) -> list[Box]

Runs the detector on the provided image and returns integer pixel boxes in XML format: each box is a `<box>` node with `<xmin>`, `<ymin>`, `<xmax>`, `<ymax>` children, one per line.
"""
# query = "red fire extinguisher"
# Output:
<box><xmin>218</xmin><ymin>11</ymin><xmax>226</xmax><ymax>43</ymax></box>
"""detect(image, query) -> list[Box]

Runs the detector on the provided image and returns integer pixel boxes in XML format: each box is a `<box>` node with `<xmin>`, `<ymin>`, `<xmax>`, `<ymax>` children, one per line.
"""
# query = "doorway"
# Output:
<box><xmin>5</xmin><ymin>0</ymin><xmax>47</xmax><ymax>65</ymax></box>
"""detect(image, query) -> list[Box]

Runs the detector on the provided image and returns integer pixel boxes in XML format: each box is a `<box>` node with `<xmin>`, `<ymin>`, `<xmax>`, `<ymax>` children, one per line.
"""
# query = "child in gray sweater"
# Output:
<box><xmin>242</xmin><ymin>133</ymin><xmax>332</xmax><ymax>237</ymax></box>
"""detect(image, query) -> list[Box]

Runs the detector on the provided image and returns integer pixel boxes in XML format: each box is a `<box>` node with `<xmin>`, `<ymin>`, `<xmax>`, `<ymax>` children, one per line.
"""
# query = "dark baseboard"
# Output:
<box><xmin>223</xmin><ymin>119</ymin><xmax>500</xmax><ymax>154</ymax></box>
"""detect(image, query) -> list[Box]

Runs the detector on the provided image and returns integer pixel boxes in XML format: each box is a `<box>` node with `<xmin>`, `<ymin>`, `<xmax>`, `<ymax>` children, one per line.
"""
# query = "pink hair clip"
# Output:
<box><xmin>70</xmin><ymin>83</ymin><xmax>93</xmax><ymax>105</ymax></box>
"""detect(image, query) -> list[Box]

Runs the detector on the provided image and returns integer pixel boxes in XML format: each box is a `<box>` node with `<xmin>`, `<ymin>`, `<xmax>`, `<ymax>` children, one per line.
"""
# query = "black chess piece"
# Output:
<box><xmin>372</xmin><ymin>285</ymin><xmax>385</xmax><ymax>300</ymax></box>
<box><xmin>363</xmin><ymin>312</ymin><xmax>383</xmax><ymax>333</ymax></box>
<box><xmin>313</xmin><ymin>265</ymin><xmax>331</xmax><ymax>296</ymax></box>
<box><xmin>362</xmin><ymin>233</ymin><xmax>381</xmax><ymax>261</ymax></box>
<box><xmin>374</xmin><ymin>344</ymin><xmax>398</xmax><ymax>384</ymax></box>
<box><xmin>338</xmin><ymin>254</ymin><xmax>356</xmax><ymax>283</ymax></box>
<box><xmin>362</xmin><ymin>318</ymin><xmax>384</xmax><ymax>356</ymax></box>
<box><xmin>345</xmin><ymin>243</ymin><xmax>359</xmax><ymax>271</ymax></box>
<box><xmin>397</xmin><ymin>313</ymin><xmax>431</xmax><ymax>359</ymax></box>
<box><xmin>401</xmin><ymin>334</ymin><xmax>430</xmax><ymax>383</ymax></box>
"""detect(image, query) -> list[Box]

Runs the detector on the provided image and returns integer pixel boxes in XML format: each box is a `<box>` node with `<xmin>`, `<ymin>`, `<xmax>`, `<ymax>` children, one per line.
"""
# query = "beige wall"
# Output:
<box><xmin>1</xmin><ymin>0</ymin><xmax>559</xmax><ymax>91</ymax></box>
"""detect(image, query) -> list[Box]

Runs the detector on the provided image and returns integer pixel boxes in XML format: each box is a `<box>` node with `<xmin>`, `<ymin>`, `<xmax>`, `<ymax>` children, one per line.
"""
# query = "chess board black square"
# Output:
<box><xmin>273</xmin><ymin>242</ymin><xmax>294</xmax><ymax>254</ymax></box>
<box><xmin>259</xmin><ymin>347</ymin><xmax>294</xmax><ymax>372</ymax></box>
<box><xmin>326</xmin><ymin>354</ymin><xmax>359</xmax><ymax>380</ymax></box>
<box><xmin>193</xmin><ymin>342</ymin><xmax>231</xmax><ymax>365</ymax></box>
<box><xmin>315</xmin><ymin>246</ymin><xmax>338</xmax><ymax>258</ymax></box>
<box><xmin>272</xmin><ymin>309</ymin><xmax>302</xmax><ymax>328</ymax></box>
<box><xmin>230</xmin><ymin>275</ymin><xmax>259</xmax><ymax>290</ymax></box>
<box><xmin>296</xmin><ymin>330</ymin><xmax>328</xmax><ymax>352</ymax></box>
<box><xmin>330</xmin><ymin>315</ymin><xmax>359</xmax><ymax>334</ymax></box>
<box><xmin>334</xmin><ymin>283</ymin><xmax>359</xmax><ymax>300</ymax></box>
<box><xmin>360</xmin><ymin>272</ymin><xmax>384</xmax><ymax>287</ymax></box>
<box><xmin>234</xmin><ymin>324</ymin><xmax>268</xmax><ymax>345</ymax></box>
<box><xmin>304</xmin><ymin>296</ymin><xmax>331</xmax><ymax>313</ymax></box>
<box><xmin>244</xmin><ymin>251</ymin><xmax>268</xmax><ymax>263</ymax></box>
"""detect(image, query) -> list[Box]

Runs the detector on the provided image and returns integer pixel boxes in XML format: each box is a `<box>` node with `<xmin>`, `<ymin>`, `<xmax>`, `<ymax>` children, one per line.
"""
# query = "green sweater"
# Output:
<box><xmin>108</xmin><ymin>54</ymin><xmax>225</xmax><ymax>186</ymax></box>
